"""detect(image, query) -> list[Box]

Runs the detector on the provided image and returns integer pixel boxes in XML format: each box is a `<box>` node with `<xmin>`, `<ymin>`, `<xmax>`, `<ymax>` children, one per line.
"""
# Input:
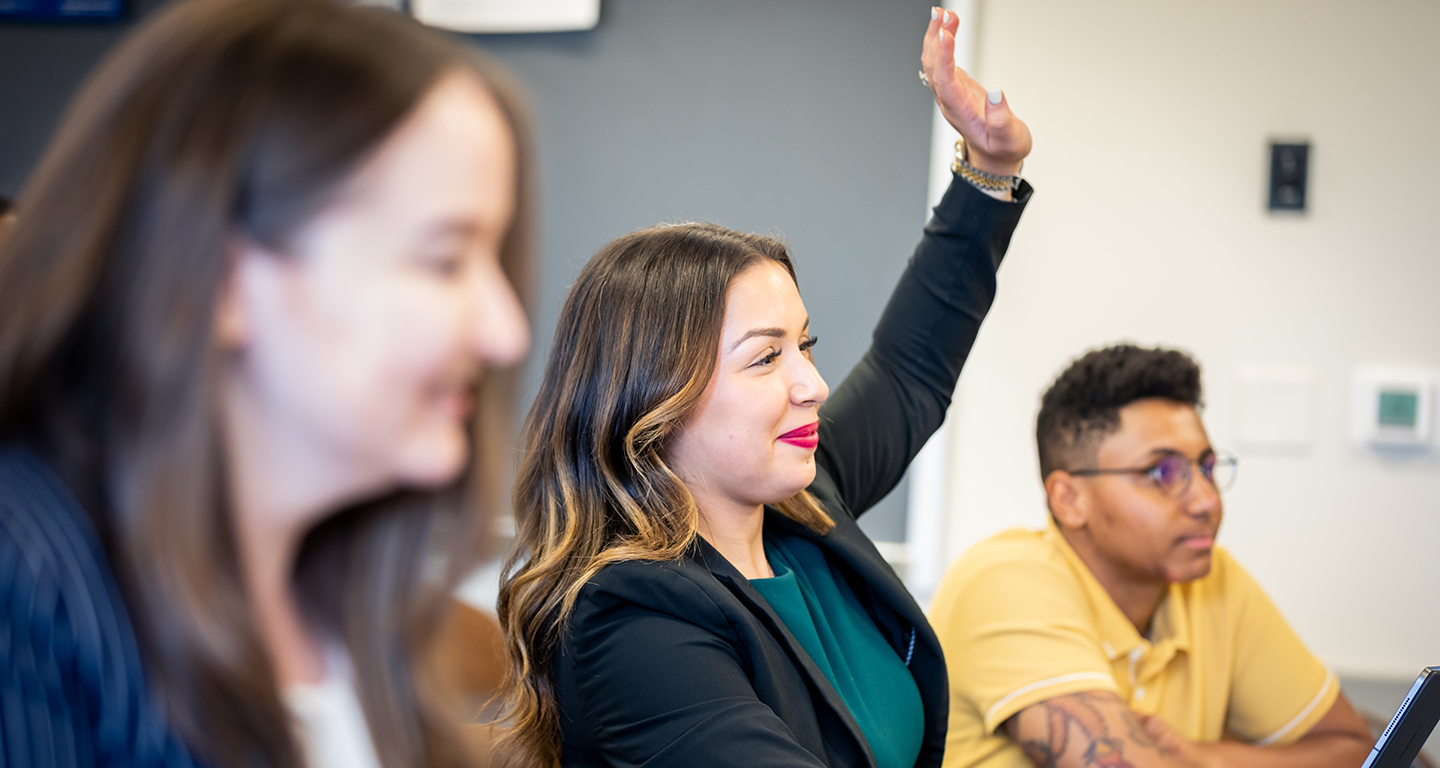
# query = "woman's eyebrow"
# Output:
<box><xmin>415</xmin><ymin>218</ymin><xmax>479</xmax><ymax>244</ymax></box>
<box><xmin>728</xmin><ymin>327</ymin><xmax>785</xmax><ymax>352</ymax></box>
<box><xmin>727</xmin><ymin>318</ymin><xmax>810</xmax><ymax>353</ymax></box>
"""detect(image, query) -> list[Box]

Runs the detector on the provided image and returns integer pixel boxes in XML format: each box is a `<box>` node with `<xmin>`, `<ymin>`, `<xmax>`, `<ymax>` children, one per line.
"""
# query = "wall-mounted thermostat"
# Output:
<box><xmin>1351</xmin><ymin>366</ymin><xmax>1437</xmax><ymax>450</ymax></box>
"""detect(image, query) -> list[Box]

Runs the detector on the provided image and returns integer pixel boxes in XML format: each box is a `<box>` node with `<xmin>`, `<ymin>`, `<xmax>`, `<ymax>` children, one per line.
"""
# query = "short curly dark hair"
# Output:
<box><xmin>1036</xmin><ymin>344</ymin><xmax>1203</xmax><ymax>480</ymax></box>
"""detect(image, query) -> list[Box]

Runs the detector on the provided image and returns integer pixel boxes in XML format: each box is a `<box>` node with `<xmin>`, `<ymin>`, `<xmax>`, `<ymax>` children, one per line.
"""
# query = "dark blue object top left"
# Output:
<box><xmin>0</xmin><ymin>1</ymin><xmax>126</xmax><ymax>23</ymax></box>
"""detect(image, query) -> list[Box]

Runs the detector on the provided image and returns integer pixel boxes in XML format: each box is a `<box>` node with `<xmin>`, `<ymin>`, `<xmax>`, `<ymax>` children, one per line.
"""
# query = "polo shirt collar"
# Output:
<box><xmin>1043</xmin><ymin>519</ymin><xmax>1194</xmax><ymax>667</ymax></box>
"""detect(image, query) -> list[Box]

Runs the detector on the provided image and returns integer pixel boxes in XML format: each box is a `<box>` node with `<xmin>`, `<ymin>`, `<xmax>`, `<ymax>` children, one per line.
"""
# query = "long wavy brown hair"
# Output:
<box><xmin>496</xmin><ymin>223</ymin><xmax>833</xmax><ymax>766</ymax></box>
<box><xmin>0</xmin><ymin>1</ymin><xmax>533</xmax><ymax>766</ymax></box>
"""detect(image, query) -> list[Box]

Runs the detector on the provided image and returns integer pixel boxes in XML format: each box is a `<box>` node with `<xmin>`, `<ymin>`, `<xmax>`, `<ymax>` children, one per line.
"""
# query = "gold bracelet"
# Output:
<box><xmin>951</xmin><ymin>138</ymin><xmax>1022</xmax><ymax>192</ymax></box>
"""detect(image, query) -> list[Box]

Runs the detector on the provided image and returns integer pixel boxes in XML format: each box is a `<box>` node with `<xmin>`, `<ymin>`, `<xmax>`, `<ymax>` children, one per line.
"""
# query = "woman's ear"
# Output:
<box><xmin>1044</xmin><ymin>470</ymin><xmax>1087</xmax><ymax>529</ymax></box>
<box><xmin>214</xmin><ymin>238</ymin><xmax>260</xmax><ymax>351</ymax></box>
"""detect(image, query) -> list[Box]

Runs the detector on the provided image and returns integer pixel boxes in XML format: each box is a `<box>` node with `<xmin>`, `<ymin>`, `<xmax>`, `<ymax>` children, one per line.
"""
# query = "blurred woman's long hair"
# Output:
<box><xmin>496</xmin><ymin>223</ymin><xmax>832</xmax><ymax>766</ymax></box>
<box><xmin>0</xmin><ymin>1</ymin><xmax>533</xmax><ymax>766</ymax></box>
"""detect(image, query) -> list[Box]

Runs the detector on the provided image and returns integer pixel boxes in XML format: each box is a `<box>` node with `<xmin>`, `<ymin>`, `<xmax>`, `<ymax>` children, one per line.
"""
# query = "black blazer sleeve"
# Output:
<box><xmin>814</xmin><ymin>176</ymin><xmax>1030</xmax><ymax>518</ymax></box>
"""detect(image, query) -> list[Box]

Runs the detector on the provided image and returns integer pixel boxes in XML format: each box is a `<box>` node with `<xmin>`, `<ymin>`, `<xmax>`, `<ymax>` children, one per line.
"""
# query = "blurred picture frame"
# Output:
<box><xmin>411</xmin><ymin>0</ymin><xmax>599</xmax><ymax>33</ymax></box>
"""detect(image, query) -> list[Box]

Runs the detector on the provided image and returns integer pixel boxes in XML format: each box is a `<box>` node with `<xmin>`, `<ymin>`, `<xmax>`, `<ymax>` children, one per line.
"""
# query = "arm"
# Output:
<box><xmin>1004</xmin><ymin>691</ymin><xmax>1201</xmax><ymax>768</ymax></box>
<box><xmin>813</xmin><ymin>174</ymin><xmax>1029</xmax><ymax>515</ymax></box>
<box><xmin>561</xmin><ymin>579</ymin><xmax>830</xmax><ymax>768</ymax></box>
<box><xmin>1210</xmin><ymin>553</ymin><xmax>1369</xmax><ymax>766</ymax></box>
<box><xmin>813</xmin><ymin>11</ymin><xmax>1033</xmax><ymax>515</ymax></box>
<box><xmin>1002</xmin><ymin>685</ymin><xmax>1373</xmax><ymax>768</ymax></box>
<box><xmin>1168</xmin><ymin>695</ymin><xmax>1372</xmax><ymax>768</ymax></box>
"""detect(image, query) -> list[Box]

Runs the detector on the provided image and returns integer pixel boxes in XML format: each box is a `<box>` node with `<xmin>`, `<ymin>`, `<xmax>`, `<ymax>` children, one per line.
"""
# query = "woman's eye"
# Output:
<box><xmin>754</xmin><ymin>350</ymin><xmax>781</xmax><ymax>367</ymax></box>
<box><xmin>430</xmin><ymin>259</ymin><xmax>463</xmax><ymax>277</ymax></box>
<box><xmin>417</xmin><ymin>250</ymin><xmax>465</xmax><ymax>278</ymax></box>
<box><xmin>799</xmin><ymin>336</ymin><xmax>819</xmax><ymax>354</ymax></box>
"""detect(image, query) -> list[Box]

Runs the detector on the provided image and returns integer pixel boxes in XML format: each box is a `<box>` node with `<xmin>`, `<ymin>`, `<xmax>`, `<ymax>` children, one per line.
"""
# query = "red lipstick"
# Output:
<box><xmin>778</xmin><ymin>422</ymin><xmax>820</xmax><ymax>450</ymax></box>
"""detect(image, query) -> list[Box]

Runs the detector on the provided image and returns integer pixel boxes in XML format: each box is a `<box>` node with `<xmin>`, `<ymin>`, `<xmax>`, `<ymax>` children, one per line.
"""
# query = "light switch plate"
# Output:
<box><xmin>1237</xmin><ymin>364</ymin><xmax>1316</xmax><ymax>450</ymax></box>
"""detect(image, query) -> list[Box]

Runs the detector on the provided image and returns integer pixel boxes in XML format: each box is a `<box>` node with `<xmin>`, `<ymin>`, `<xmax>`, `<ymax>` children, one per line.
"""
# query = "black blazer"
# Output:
<box><xmin>553</xmin><ymin>176</ymin><xmax>1032</xmax><ymax>768</ymax></box>
<box><xmin>0</xmin><ymin>445</ymin><xmax>203</xmax><ymax>767</ymax></box>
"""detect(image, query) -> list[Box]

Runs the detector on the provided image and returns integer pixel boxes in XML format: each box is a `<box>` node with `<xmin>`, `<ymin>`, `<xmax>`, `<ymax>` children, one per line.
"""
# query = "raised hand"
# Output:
<box><xmin>921</xmin><ymin>7</ymin><xmax>1033</xmax><ymax>177</ymax></box>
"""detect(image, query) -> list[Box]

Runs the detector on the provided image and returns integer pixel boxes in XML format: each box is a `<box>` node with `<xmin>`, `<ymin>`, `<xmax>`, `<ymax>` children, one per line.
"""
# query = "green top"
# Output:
<box><xmin>750</xmin><ymin>532</ymin><xmax>924</xmax><ymax>768</ymax></box>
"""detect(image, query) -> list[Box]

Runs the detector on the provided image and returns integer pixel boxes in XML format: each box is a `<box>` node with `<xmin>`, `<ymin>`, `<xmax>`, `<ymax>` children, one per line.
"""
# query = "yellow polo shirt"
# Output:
<box><xmin>930</xmin><ymin>522</ymin><xmax>1338</xmax><ymax>768</ymax></box>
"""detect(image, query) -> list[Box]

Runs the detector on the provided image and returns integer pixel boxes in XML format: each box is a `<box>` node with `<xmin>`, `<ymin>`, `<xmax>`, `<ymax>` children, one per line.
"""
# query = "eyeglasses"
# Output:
<box><xmin>1069</xmin><ymin>450</ymin><xmax>1237</xmax><ymax>499</ymax></box>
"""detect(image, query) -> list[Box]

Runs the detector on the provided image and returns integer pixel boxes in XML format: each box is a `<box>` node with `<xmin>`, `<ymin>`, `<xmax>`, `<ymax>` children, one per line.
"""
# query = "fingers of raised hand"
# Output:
<box><xmin>982</xmin><ymin>89</ymin><xmax>1010</xmax><ymax>128</ymax></box>
<box><xmin>922</xmin><ymin>9</ymin><xmax>962</xmax><ymax>85</ymax></box>
<box><xmin>940</xmin><ymin>7</ymin><xmax>962</xmax><ymax>41</ymax></box>
<box><xmin>921</xmin><ymin>8</ymin><xmax>942</xmax><ymax>82</ymax></box>
<box><xmin>975</xmin><ymin>90</ymin><xmax>1034</xmax><ymax>163</ymax></box>
<box><xmin>934</xmin><ymin>9</ymin><xmax>961</xmax><ymax>87</ymax></box>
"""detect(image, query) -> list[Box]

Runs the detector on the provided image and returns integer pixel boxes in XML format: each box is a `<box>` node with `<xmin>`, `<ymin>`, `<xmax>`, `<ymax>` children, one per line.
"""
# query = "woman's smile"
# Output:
<box><xmin>777</xmin><ymin>421</ymin><xmax>820</xmax><ymax>449</ymax></box>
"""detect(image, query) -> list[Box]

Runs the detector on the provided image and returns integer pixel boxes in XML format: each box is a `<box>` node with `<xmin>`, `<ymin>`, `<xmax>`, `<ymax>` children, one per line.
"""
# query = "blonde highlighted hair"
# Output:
<box><xmin>496</xmin><ymin>222</ymin><xmax>831</xmax><ymax>765</ymax></box>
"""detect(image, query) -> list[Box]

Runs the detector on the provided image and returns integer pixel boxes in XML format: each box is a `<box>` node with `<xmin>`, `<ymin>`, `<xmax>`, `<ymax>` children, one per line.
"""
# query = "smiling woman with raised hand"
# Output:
<box><xmin>497</xmin><ymin>9</ymin><xmax>1030</xmax><ymax>768</ymax></box>
<box><xmin>0</xmin><ymin>0</ymin><xmax>531</xmax><ymax>766</ymax></box>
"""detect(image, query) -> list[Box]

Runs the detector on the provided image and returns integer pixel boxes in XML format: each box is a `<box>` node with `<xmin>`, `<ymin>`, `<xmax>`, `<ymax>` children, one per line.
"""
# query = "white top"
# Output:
<box><xmin>285</xmin><ymin>649</ymin><xmax>383</xmax><ymax>768</ymax></box>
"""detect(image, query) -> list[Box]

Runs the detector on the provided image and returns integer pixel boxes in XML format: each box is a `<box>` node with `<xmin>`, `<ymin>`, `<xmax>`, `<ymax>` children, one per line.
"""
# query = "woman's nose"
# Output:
<box><xmin>791</xmin><ymin>356</ymin><xmax>829</xmax><ymax>407</ymax></box>
<box><xmin>471</xmin><ymin>262</ymin><xmax>529</xmax><ymax>368</ymax></box>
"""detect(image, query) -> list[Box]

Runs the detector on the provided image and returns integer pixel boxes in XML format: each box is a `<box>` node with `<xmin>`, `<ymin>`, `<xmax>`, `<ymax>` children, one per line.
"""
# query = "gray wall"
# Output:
<box><xmin>0</xmin><ymin>0</ymin><xmax>938</xmax><ymax>540</ymax></box>
<box><xmin>473</xmin><ymin>0</ymin><xmax>936</xmax><ymax>540</ymax></box>
<box><xmin>0</xmin><ymin>1</ymin><xmax>171</xmax><ymax>193</ymax></box>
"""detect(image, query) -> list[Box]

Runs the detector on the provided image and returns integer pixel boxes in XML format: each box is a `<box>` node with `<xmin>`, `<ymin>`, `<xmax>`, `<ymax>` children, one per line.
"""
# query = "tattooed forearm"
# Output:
<box><xmin>1125</xmin><ymin>711</ymin><xmax>1162</xmax><ymax>751</ymax></box>
<box><xmin>1008</xmin><ymin>691</ymin><xmax>1169</xmax><ymax>768</ymax></box>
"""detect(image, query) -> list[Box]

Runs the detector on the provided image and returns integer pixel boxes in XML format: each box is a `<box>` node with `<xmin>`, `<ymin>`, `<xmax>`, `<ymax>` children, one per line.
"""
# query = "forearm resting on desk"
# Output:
<box><xmin>1004</xmin><ymin>691</ymin><xmax>1373</xmax><ymax>768</ymax></box>
<box><xmin>1180</xmin><ymin>693</ymin><xmax>1372</xmax><ymax>768</ymax></box>
<box><xmin>1191</xmin><ymin>734</ymin><xmax>1370</xmax><ymax>768</ymax></box>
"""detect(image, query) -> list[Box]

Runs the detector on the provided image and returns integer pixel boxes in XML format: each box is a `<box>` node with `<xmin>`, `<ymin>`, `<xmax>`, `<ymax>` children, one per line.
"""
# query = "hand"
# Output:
<box><xmin>1137</xmin><ymin>714</ymin><xmax>1212</xmax><ymax>768</ymax></box>
<box><xmin>921</xmin><ymin>7</ymin><xmax>1032</xmax><ymax>177</ymax></box>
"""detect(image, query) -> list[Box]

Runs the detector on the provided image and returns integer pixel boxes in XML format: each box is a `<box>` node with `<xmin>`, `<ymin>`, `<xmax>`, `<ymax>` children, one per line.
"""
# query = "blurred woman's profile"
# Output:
<box><xmin>0</xmin><ymin>0</ymin><xmax>532</xmax><ymax>766</ymax></box>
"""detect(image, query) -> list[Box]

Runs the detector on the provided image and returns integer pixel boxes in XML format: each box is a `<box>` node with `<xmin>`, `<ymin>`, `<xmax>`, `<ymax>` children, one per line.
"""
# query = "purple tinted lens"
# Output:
<box><xmin>1153</xmin><ymin>455</ymin><xmax>1189</xmax><ymax>493</ymax></box>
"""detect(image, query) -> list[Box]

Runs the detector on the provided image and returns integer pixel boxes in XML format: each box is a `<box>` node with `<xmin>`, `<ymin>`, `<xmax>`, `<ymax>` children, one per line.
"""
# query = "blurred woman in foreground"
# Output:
<box><xmin>0</xmin><ymin>0</ymin><xmax>531</xmax><ymax>766</ymax></box>
<box><xmin>498</xmin><ymin>9</ymin><xmax>1032</xmax><ymax>768</ymax></box>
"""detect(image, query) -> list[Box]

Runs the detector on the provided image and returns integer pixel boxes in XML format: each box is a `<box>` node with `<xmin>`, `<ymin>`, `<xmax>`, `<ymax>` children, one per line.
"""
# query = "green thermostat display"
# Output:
<box><xmin>1354</xmin><ymin>367</ymin><xmax>1434</xmax><ymax>449</ymax></box>
<box><xmin>1378</xmin><ymin>390</ymin><xmax>1420</xmax><ymax>428</ymax></box>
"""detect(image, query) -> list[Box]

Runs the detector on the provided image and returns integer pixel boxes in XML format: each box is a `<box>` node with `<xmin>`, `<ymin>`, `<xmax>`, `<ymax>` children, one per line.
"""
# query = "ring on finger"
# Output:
<box><xmin>918</xmin><ymin>69</ymin><xmax>930</xmax><ymax>87</ymax></box>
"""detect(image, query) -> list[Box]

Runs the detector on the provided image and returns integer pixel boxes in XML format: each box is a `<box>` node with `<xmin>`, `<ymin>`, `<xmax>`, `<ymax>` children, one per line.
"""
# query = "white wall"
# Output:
<box><xmin>920</xmin><ymin>0</ymin><xmax>1440</xmax><ymax>679</ymax></box>
<box><xmin>905</xmin><ymin>0</ymin><xmax>980</xmax><ymax>606</ymax></box>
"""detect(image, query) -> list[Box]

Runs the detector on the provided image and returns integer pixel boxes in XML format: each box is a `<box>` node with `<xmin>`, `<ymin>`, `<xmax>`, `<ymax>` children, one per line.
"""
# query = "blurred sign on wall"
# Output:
<box><xmin>1268</xmin><ymin>140</ymin><xmax>1310</xmax><ymax>213</ymax></box>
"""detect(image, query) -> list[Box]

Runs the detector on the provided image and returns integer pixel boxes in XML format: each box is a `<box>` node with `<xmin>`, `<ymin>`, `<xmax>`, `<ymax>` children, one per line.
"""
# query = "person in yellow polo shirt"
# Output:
<box><xmin>931</xmin><ymin>345</ymin><xmax>1374</xmax><ymax>768</ymax></box>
